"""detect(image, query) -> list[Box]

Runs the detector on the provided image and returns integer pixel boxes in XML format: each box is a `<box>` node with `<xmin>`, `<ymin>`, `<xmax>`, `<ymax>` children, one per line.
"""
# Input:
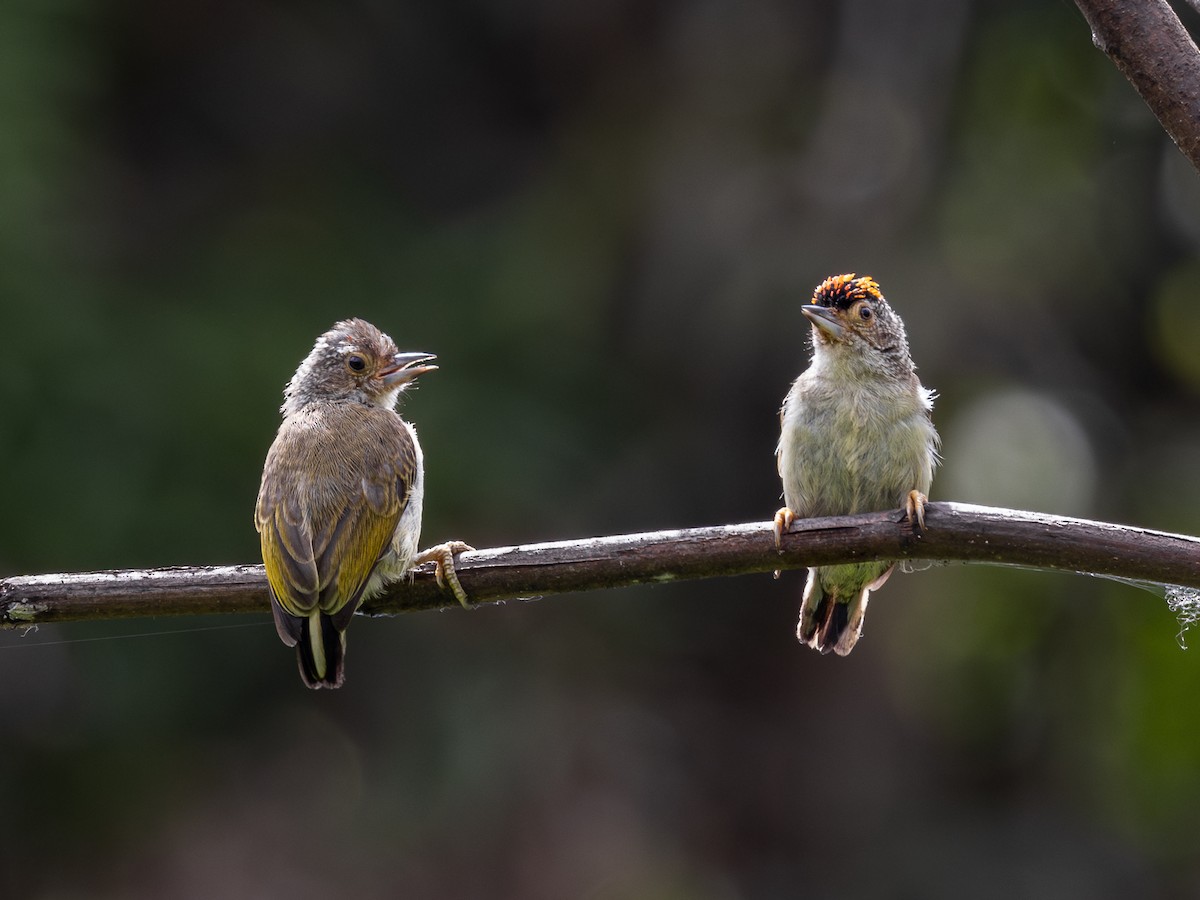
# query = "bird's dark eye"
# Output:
<box><xmin>859</xmin><ymin>306</ymin><xmax>873</xmax><ymax>320</ymax></box>
<box><xmin>347</xmin><ymin>355</ymin><xmax>366</xmax><ymax>372</ymax></box>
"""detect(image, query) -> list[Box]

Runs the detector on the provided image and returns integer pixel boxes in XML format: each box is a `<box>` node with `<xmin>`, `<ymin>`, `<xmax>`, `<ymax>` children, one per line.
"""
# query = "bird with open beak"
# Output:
<box><xmin>255</xmin><ymin>318</ymin><xmax>470</xmax><ymax>688</ymax></box>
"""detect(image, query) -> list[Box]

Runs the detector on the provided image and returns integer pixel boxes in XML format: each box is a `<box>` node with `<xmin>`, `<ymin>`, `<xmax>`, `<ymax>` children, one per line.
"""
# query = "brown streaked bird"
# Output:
<box><xmin>774</xmin><ymin>274</ymin><xmax>939</xmax><ymax>656</ymax></box>
<box><xmin>255</xmin><ymin>318</ymin><xmax>470</xmax><ymax>689</ymax></box>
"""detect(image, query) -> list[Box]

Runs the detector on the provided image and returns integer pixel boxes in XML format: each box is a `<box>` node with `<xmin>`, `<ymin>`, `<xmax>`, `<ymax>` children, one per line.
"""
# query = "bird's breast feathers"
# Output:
<box><xmin>778</xmin><ymin>372</ymin><xmax>937</xmax><ymax>517</ymax></box>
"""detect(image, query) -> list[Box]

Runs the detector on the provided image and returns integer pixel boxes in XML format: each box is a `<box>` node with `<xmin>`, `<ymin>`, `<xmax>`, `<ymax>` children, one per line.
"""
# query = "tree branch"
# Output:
<box><xmin>1074</xmin><ymin>0</ymin><xmax>1200</xmax><ymax>173</ymax></box>
<box><xmin>2</xmin><ymin>502</ymin><xmax>1197</xmax><ymax>628</ymax></box>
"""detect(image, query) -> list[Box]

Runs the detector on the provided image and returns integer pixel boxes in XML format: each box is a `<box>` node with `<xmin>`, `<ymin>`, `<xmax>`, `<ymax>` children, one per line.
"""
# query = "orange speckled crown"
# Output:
<box><xmin>812</xmin><ymin>273</ymin><xmax>883</xmax><ymax>309</ymax></box>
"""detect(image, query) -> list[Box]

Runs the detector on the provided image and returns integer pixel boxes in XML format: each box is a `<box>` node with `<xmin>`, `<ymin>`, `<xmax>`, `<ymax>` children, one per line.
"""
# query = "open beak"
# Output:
<box><xmin>801</xmin><ymin>305</ymin><xmax>847</xmax><ymax>341</ymax></box>
<box><xmin>379</xmin><ymin>351</ymin><xmax>437</xmax><ymax>387</ymax></box>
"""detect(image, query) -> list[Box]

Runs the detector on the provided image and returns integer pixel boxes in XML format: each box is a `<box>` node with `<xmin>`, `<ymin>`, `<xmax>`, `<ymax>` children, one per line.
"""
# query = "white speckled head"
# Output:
<box><xmin>282</xmin><ymin>318</ymin><xmax>436</xmax><ymax>416</ymax></box>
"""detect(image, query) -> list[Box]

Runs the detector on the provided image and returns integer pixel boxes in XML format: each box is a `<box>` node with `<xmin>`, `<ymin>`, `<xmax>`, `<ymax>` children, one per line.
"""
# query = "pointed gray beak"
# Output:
<box><xmin>801</xmin><ymin>305</ymin><xmax>846</xmax><ymax>341</ymax></box>
<box><xmin>379</xmin><ymin>351</ymin><xmax>437</xmax><ymax>387</ymax></box>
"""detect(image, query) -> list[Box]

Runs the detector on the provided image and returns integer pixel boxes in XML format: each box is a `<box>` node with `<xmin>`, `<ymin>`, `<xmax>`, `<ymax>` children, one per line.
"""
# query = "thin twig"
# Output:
<box><xmin>1073</xmin><ymin>0</ymin><xmax>1200</xmax><ymax>173</ymax></box>
<box><xmin>2</xmin><ymin>502</ymin><xmax>1197</xmax><ymax>627</ymax></box>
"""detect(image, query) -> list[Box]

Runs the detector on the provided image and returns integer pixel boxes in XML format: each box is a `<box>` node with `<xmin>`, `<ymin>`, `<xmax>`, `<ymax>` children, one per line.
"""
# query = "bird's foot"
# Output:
<box><xmin>772</xmin><ymin>507</ymin><xmax>797</xmax><ymax>579</ymax></box>
<box><xmin>903</xmin><ymin>490</ymin><xmax>928</xmax><ymax>533</ymax></box>
<box><xmin>772</xmin><ymin>507</ymin><xmax>796</xmax><ymax>549</ymax></box>
<box><xmin>414</xmin><ymin>541</ymin><xmax>475</xmax><ymax>609</ymax></box>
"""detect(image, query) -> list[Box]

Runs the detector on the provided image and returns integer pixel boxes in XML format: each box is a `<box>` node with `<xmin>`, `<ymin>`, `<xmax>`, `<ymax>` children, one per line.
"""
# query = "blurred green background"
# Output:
<box><xmin>3</xmin><ymin>0</ymin><xmax>1200</xmax><ymax>896</ymax></box>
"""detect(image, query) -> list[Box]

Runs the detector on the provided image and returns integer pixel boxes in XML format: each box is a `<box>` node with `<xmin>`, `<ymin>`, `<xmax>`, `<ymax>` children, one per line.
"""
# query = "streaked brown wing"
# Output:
<box><xmin>255</xmin><ymin>405</ymin><xmax>419</xmax><ymax>631</ymax></box>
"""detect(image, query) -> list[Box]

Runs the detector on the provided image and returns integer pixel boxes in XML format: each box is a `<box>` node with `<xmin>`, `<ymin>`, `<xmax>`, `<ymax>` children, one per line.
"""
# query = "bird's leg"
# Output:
<box><xmin>903</xmin><ymin>490</ymin><xmax>928</xmax><ymax>533</ymax></box>
<box><xmin>772</xmin><ymin>506</ymin><xmax>796</xmax><ymax>579</ymax></box>
<box><xmin>414</xmin><ymin>541</ymin><xmax>475</xmax><ymax>609</ymax></box>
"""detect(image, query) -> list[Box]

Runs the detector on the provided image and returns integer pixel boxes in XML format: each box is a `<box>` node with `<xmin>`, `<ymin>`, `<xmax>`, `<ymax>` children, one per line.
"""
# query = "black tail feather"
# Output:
<box><xmin>297</xmin><ymin>613</ymin><xmax>346</xmax><ymax>689</ymax></box>
<box><xmin>816</xmin><ymin>599</ymin><xmax>848</xmax><ymax>656</ymax></box>
<box><xmin>797</xmin><ymin>568</ymin><xmax>857</xmax><ymax>655</ymax></box>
